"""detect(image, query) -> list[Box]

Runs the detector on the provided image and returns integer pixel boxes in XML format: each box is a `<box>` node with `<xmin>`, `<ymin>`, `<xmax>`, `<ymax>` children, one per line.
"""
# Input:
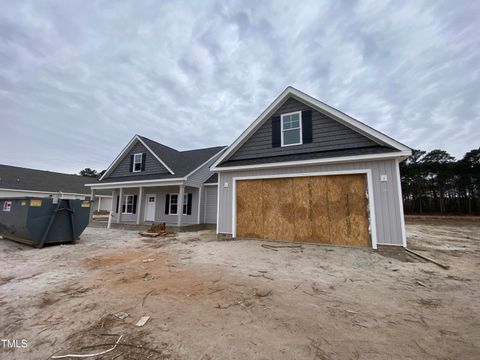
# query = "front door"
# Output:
<box><xmin>145</xmin><ymin>194</ymin><xmax>156</xmax><ymax>221</ymax></box>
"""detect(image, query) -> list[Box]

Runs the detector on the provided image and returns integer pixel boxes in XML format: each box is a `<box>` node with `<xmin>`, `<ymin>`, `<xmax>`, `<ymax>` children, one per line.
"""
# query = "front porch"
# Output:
<box><xmin>90</xmin><ymin>182</ymin><xmax>206</xmax><ymax>229</ymax></box>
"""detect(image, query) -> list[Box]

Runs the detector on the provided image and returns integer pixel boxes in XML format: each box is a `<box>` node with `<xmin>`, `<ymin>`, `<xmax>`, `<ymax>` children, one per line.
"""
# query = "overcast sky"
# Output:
<box><xmin>0</xmin><ymin>0</ymin><xmax>479</xmax><ymax>174</ymax></box>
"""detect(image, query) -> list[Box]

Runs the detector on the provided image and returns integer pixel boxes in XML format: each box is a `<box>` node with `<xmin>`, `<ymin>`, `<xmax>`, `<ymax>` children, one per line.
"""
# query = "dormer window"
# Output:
<box><xmin>133</xmin><ymin>153</ymin><xmax>143</xmax><ymax>172</ymax></box>
<box><xmin>281</xmin><ymin>111</ymin><xmax>302</xmax><ymax>146</ymax></box>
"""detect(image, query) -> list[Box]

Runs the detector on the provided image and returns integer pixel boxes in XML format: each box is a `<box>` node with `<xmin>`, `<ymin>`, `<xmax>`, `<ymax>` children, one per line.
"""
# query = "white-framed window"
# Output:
<box><xmin>182</xmin><ymin>194</ymin><xmax>189</xmax><ymax>215</ymax></box>
<box><xmin>281</xmin><ymin>111</ymin><xmax>302</xmax><ymax>146</ymax></box>
<box><xmin>168</xmin><ymin>193</ymin><xmax>190</xmax><ymax>215</ymax></box>
<box><xmin>123</xmin><ymin>195</ymin><xmax>134</xmax><ymax>214</ymax></box>
<box><xmin>133</xmin><ymin>153</ymin><xmax>143</xmax><ymax>172</ymax></box>
<box><xmin>169</xmin><ymin>194</ymin><xmax>178</xmax><ymax>215</ymax></box>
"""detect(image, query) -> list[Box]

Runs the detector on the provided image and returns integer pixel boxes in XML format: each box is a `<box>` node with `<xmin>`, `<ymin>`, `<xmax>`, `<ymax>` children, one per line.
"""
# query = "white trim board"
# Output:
<box><xmin>99</xmin><ymin>135</ymin><xmax>175</xmax><ymax>181</ymax></box>
<box><xmin>0</xmin><ymin>188</ymin><xmax>90</xmax><ymax>197</ymax></box>
<box><xmin>211</xmin><ymin>86</ymin><xmax>411</xmax><ymax>169</ymax></box>
<box><xmin>213</xmin><ymin>151</ymin><xmax>411</xmax><ymax>172</ymax></box>
<box><xmin>395</xmin><ymin>158</ymin><xmax>407</xmax><ymax>247</ymax></box>
<box><xmin>136</xmin><ymin>136</ymin><xmax>175</xmax><ymax>175</ymax></box>
<box><xmin>231</xmin><ymin>169</ymin><xmax>378</xmax><ymax>250</ymax></box>
<box><xmin>216</xmin><ymin>173</ymin><xmax>221</xmax><ymax>234</ymax></box>
<box><xmin>203</xmin><ymin>183</ymin><xmax>218</xmax><ymax>186</ymax></box>
<box><xmin>86</xmin><ymin>178</ymin><xmax>185</xmax><ymax>189</ymax></box>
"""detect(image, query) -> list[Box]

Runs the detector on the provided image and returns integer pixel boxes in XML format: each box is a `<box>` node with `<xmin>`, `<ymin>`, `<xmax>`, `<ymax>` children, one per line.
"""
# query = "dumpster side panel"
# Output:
<box><xmin>0</xmin><ymin>197</ymin><xmax>92</xmax><ymax>247</ymax></box>
<box><xmin>0</xmin><ymin>199</ymin><xmax>31</xmax><ymax>244</ymax></box>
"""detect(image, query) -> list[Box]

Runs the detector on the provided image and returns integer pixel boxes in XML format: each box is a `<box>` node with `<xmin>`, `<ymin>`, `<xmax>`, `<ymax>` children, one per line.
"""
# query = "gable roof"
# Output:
<box><xmin>0</xmin><ymin>164</ymin><xmax>94</xmax><ymax>195</ymax></box>
<box><xmin>99</xmin><ymin>135</ymin><xmax>226</xmax><ymax>182</ymax></box>
<box><xmin>212</xmin><ymin>86</ymin><xmax>411</xmax><ymax>169</ymax></box>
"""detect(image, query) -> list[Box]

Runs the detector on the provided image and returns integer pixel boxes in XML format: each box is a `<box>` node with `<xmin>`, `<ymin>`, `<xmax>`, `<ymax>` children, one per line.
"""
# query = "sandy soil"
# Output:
<box><xmin>0</xmin><ymin>218</ymin><xmax>479</xmax><ymax>359</ymax></box>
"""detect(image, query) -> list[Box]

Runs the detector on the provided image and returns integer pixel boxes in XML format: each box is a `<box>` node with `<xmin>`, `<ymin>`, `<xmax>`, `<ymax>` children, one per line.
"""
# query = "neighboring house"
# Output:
<box><xmin>86</xmin><ymin>135</ymin><xmax>226</xmax><ymax>229</ymax></box>
<box><xmin>0</xmin><ymin>164</ymin><xmax>111</xmax><ymax>211</ymax></box>
<box><xmin>211</xmin><ymin>87</ymin><xmax>412</xmax><ymax>249</ymax></box>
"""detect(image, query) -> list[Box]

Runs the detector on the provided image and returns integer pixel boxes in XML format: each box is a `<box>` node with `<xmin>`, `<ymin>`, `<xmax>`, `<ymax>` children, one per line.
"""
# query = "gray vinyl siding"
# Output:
<box><xmin>111</xmin><ymin>186</ymin><xmax>199</xmax><ymax>225</ymax></box>
<box><xmin>228</xmin><ymin>97</ymin><xmax>382</xmax><ymax>162</ymax></box>
<box><xmin>107</xmin><ymin>142</ymin><xmax>170</xmax><ymax>179</ymax></box>
<box><xmin>204</xmin><ymin>186</ymin><xmax>218</xmax><ymax>224</ymax></box>
<box><xmin>217</xmin><ymin>159</ymin><xmax>405</xmax><ymax>246</ymax></box>
<box><xmin>185</xmin><ymin>151</ymin><xmax>224</xmax><ymax>187</ymax></box>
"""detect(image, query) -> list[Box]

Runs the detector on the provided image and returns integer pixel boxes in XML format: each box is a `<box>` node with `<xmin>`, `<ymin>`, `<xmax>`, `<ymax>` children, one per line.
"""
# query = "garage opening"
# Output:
<box><xmin>235</xmin><ymin>174</ymin><xmax>371</xmax><ymax>247</ymax></box>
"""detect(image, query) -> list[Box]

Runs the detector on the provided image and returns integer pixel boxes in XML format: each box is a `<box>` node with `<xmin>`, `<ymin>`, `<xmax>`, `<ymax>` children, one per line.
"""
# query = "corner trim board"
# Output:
<box><xmin>395</xmin><ymin>158</ymin><xmax>407</xmax><ymax>247</ymax></box>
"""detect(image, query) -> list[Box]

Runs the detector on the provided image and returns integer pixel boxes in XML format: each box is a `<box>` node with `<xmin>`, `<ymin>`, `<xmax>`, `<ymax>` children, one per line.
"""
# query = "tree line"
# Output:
<box><xmin>400</xmin><ymin>148</ymin><xmax>480</xmax><ymax>215</ymax></box>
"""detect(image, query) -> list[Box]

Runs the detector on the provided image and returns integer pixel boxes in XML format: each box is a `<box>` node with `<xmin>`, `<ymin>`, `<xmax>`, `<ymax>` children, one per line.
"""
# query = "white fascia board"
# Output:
<box><xmin>212</xmin><ymin>151</ymin><xmax>412</xmax><ymax>172</ymax></box>
<box><xmin>86</xmin><ymin>178</ymin><xmax>185</xmax><ymax>189</ymax></box>
<box><xmin>288</xmin><ymin>88</ymin><xmax>411</xmax><ymax>151</ymax></box>
<box><xmin>211</xmin><ymin>86</ymin><xmax>411</xmax><ymax>168</ymax></box>
<box><xmin>136</xmin><ymin>136</ymin><xmax>175</xmax><ymax>175</ymax></box>
<box><xmin>99</xmin><ymin>135</ymin><xmax>139</xmax><ymax>181</ymax></box>
<box><xmin>203</xmin><ymin>183</ymin><xmax>218</xmax><ymax>186</ymax></box>
<box><xmin>0</xmin><ymin>188</ymin><xmax>90</xmax><ymax>197</ymax></box>
<box><xmin>99</xmin><ymin>135</ymin><xmax>175</xmax><ymax>181</ymax></box>
<box><xmin>211</xmin><ymin>88</ymin><xmax>291</xmax><ymax>168</ymax></box>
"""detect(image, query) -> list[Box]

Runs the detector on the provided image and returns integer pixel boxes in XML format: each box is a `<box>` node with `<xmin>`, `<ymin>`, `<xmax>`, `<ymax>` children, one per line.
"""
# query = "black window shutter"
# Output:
<box><xmin>165</xmin><ymin>194</ymin><xmax>170</xmax><ymax>214</ymax></box>
<box><xmin>122</xmin><ymin>201</ymin><xmax>125</xmax><ymax>213</ymax></box>
<box><xmin>302</xmin><ymin>110</ymin><xmax>313</xmax><ymax>143</ymax></box>
<box><xmin>271</xmin><ymin>116</ymin><xmax>281</xmax><ymax>147</ymax></box>
<box><xmin>116</xmin><ymin>195</ymin><xmax>119</xmax><ymax>213</ymax></box>
<box><xmin>141</xmin><ymin>152</ymin><xmax>146</xmax><ymax>171</ymax></box>
<box><xmin>129</xmin><ymin>154</ymin><xmax>134</xmax><ymax>172</ymax></box>
<box><xmin>132</xmin><ymin>195</ymin><xmax>138</xmax><ymax>214</ymax></box>
<box><xmin>187</xmin><ymin>193</ymin><xmax>192</xmax><ymax>215</ymax></box>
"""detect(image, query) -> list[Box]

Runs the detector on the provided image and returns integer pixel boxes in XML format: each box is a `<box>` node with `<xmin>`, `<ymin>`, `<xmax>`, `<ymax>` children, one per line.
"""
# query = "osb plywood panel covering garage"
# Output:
<box><xmin>236</xmin><ymin>174</ymin><xmax>370</xmax><ymax>246</ymax></box>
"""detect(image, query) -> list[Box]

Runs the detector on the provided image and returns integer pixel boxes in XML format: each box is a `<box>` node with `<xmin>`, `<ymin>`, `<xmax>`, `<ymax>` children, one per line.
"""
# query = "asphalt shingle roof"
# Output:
<box><xmin>204</xmin><ymin>173</ymin><xmax>218</xmax><ymax>183</ymax></box>
<box><xmin>138</xmin><ymin>136</ymin><xmax>225</xmax><ymax>177</ymax></box>
<box><xmin>0</xmin><ymin>164</ymin><xmax>95</xmax><ymax>195</ymax></box>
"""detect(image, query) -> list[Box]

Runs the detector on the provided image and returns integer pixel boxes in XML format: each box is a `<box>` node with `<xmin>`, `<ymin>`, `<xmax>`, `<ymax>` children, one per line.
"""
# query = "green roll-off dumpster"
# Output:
<box><xmin>0</xmin><ymin>197</ymin><xmax>91</xmax><ymax>248</ymax></box>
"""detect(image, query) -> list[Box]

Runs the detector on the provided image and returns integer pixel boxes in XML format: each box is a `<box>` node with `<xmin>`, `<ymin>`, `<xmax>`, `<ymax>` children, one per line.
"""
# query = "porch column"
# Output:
<box><xmin>197</xmin><ymin>186</ymin><xmax>203</xmax><ymax>224</ymax></box>
<box><xmin>117</xmin><ymin>187</ymin><xmax>123</xmax><ymax>224</ymax></box>
<box><xmin>177</xmin><ymin>184</ymin><xmax>185</xmax><ymax>227</ymax></box>
<box><xmin>107</xmin><ymin>189</ymin><xmax>115</xmax><ymax>229</ymax></box>
<box><xmin>137</xmin><ymin>186</ymin><xmax>144</xmax><ymax>225</ymax></box>
<box><xmin>90</xmin><ymin>188</ymin><xmax>95</xmax><ymax>222</ymax></box>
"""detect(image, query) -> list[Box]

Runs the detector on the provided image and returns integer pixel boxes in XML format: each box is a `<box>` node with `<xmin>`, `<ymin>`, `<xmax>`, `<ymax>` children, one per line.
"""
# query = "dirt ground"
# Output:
<box><xmin>0</xmin><ymin>218</ymin><xmax>479</xmax><ymax>360</ymax></box>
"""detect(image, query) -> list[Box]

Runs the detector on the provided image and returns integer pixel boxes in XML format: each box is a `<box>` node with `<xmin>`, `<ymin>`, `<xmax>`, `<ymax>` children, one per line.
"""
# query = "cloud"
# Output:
<box><xmin>0</xmin><ymin>0</ymin><xmax>478</xmax><ymax>173</ymax></box>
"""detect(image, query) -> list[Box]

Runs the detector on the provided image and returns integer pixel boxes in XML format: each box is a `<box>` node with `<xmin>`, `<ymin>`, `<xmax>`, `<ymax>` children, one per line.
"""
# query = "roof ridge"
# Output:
<box><xmin>180</xmin><ymin>145</ymin><xmax>227</xmax><ymax>153</ymax></box>
<box><xmin>137</xmin><ymin>135</ymin><xmax>180</xmax><ymax>153</ymax></box>
<box><xmin>0</xmin><ymin>164</ymin><xmax>85</xmax><ymax>178</ymax></box>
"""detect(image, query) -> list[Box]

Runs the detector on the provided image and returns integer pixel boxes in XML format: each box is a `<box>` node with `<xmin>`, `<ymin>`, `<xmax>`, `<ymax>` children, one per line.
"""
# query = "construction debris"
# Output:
<box><xmin>114</xmin><ymin>311</ymin><xmax>129</xmax><ymax>320</ymax></box>
<box><xmin>261</xmin><ymin>244</ymin><xmax>303</xmax><ymax>251</ymax></box>
<box><xmin>135</xmin><ymin>316</ymin><xmax>150</xmax><ymax>327</ymax></box>
<box><xmin>51</xmin><ymin>335</ymin><xmax>123</xmax><ymax>359</ymax></box>
<box><xmin>143</xmin><ymin>273</ymin><xmax>155</xmax><ymax>281</ymax></box>
<box><xmin>139</xmin><ymin>223</ymin><xmax>176</xmax><ymax>238</ymax></box>
<box><xmin>416</xmin><ymin>280</ymin><xmax>426</xmax><ymax>287</ymax></box>
<box><xmin>142</xmin><ymin>258</ymin><xmax>155</xmax><ymax>263</ymax></box>
<box><xmin>405</xmin><ymin>248</ymin><xmax>450</xmax><ymax>269</ymax></box>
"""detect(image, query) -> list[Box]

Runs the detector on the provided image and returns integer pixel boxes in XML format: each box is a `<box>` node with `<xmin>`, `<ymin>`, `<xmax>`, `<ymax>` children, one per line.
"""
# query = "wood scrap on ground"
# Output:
<box><xmin>261</xmin><ymin>244</ymin><xmax>303</xmax><ymax>251</ymax></box>
<box><xmin>405</xmin><ymin>248</ymin><xmax>450</xmax><ymax>269</ymax></box>
<box><xmin>138</xmin><ymin>223</ymin><xmax>176</xmax><ymax>238</ymax></box>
